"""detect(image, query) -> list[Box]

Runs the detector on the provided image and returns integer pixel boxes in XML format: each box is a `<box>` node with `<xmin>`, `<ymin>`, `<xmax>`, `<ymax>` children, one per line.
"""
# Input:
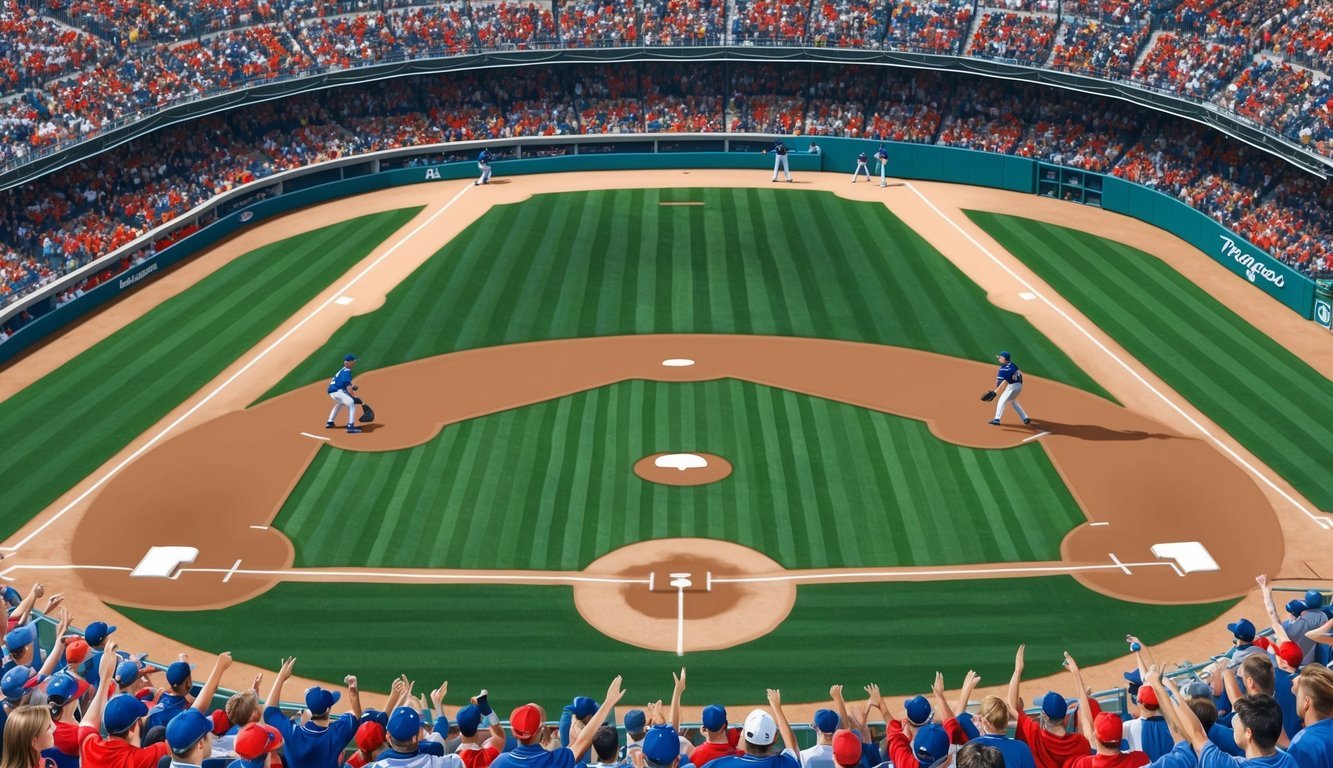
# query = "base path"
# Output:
<box><xmin>61</xmin><ymin>334</ymin><xmax>1278</xmax><ymax>631</ymax></box>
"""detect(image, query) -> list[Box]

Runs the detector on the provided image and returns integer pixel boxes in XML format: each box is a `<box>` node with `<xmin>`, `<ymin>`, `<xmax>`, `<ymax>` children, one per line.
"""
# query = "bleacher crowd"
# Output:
<box><xmin>0</xmin><ymin>574</ymin><xmax>1331</xmax><ymax>768</ymax></box>
<box><xmin>4</xmin><ymin>60</ymin><xmax>1331</xmax><ymax>323</ymax></box>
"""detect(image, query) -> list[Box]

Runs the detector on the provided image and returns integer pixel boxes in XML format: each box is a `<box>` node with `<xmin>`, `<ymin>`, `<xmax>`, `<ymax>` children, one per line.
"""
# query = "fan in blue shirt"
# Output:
<box><xmin>261</xmin><ymin>659</ymin><xmax>363</xmax><ymax>768</ymax></box>
<box><xmin>1149</xmin><ymin>667</ymin><xmax>1296</xmax><ymax>768</ymax></box>
<box><xmin>1288</xmin><ymin>665</ymin><xmax>1333</xmax><ymax>768</ymax></box>
<box><xmin>701</xmin><ymin>691</ymin><xmax>801</xmax><ymax>768</ymax></box>
<box><xmin>491</xmin><ymin>677</ymin><xmax>626</xmax><ymax>768</ymax></box>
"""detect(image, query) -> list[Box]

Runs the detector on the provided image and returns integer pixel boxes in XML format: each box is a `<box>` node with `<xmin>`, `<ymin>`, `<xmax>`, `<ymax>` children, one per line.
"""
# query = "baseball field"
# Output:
<box><xmin>3</xmin><ymin>171</ymin><xmax>1329</xmax><ymax>709</ymax></box>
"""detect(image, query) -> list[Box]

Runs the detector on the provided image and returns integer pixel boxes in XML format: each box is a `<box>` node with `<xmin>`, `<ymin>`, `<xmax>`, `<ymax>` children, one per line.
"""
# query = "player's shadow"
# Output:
<box><xmin>357</xmin><ymin>422</ymin><xmax>384</xmax><ymax>432</ymax></box>
<box><xmin>1036</xmin><ymin>420</ymin><xmax>1172</xmax><ymax>442</ymax></box>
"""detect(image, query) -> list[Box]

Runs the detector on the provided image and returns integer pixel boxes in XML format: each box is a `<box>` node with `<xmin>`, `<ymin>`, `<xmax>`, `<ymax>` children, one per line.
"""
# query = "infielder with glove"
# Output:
<box><xmin>327</xmin><ymin>354</ymin><xmax>365</xmax><ymax>433</ymax></box>
<box><xmin>875</xmin><ymin>145</ymin><xmax>889</xmax><ymax>187</ymax></box>
<box><xmin>852</xmin><ymin>151</ymin><xmax>871</xmax><ymax>183</ymax></box>
<box><xmin>476</xmin><ymin>148</ymin><xmax>492</xmax><ymax>185</ymax></box>
<box><xmin>981</xmin><ymin>350</ymin><xmax>1031</xmax><ymax>425</ymax></box>
<box><xmin>769</xmin><ymin>140</ymin><xmax>792</xmax><ymax>182</ymax></box>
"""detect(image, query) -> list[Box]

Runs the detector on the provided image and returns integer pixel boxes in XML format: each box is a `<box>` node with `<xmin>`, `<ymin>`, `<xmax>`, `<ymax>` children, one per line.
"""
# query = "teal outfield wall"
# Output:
<box><xmin>0</xmin><ymin>140</ymin><xmax>1315</xmax><ymax>366</ymax></box>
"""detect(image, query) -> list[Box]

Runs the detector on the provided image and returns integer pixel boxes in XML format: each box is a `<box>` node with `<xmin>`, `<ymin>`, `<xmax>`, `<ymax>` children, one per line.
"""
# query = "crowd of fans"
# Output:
<box><xmin>0</xmin><ymin>574</ymin><xmax>1330</xmax><ymax>768</ymax></box>
<box><xmin>0</xmin><ymin>0</ymin><xmax>1331</xmax><ymax>172</ymax></box>
<box><xmin>3</xmin><ymin>60</ymin><xmax>1333</xmax><ymax>318</ymax></box>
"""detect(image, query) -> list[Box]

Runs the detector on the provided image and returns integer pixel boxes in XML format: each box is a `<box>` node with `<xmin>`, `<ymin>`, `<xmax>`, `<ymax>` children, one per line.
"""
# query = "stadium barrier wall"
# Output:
<box><xmin>0</xmin><ymin>136</ymin><xmax>1317</xmax><ymax>367</ymax></box>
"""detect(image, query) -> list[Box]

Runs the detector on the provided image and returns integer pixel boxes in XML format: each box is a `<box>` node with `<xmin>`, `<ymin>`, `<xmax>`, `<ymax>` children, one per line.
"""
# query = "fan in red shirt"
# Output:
<box><xmin>1064</xmin><ymin>654</ymin><xmax>1148</xmax><ymax>768</ymax></box>
<box><xmin>454</xmin><ymin>692</ymin><xmax>507</xmax><ymax>768</ymax></box>
<box><xmin>690</xmin><ymin>704</ymin><xmax>741</xmax><ymax>767</ymax></box>
<box><xmin>1007</xmin><ymin>645</ymin><xmax>1093</xmax><ymax>768</ymax></box>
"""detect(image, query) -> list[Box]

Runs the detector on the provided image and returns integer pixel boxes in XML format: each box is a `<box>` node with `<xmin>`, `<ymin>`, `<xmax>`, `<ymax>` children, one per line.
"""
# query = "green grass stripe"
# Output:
<box><xmin>966</xmin><ymin>211</ymin><xmax>1333</xmax><ymax>511</ymax></box>
<box><xmin>0</xmin><ymin>208</ymin><xmax>421</xmax><ymax>540</ymax></box>
<box><xmin>116</xmin><ymin>578</ymin><xmax>1235</xmax><ymax>702</ymax></box>
<box><xmin>274</xmin><ymin>380</ymin><xmax>1086</xmax><ymax>571</ymax></box>
<box><xmin>264</xmin><ymin>189</ymin><xmax>1110</xmax><ymax>402</ymax></box>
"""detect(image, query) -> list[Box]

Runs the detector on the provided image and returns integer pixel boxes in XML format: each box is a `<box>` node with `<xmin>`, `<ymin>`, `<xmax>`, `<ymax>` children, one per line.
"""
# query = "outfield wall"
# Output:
<box><xmin>0</xmin><ymin>135</ymin><xmax>1317</xmax><ymax>366</ymax></box>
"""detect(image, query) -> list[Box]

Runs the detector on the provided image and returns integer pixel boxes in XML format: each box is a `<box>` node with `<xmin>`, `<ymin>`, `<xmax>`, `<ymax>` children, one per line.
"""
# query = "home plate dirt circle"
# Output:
<box><xmin>574</xmin><ymin>538</ymin><xmax>795</xmax><ymax>652</ymax></box>
<box><xmin>633</xmin><ymin>453</ymin><xmax>733</xmax><ymax>486</ymax></box>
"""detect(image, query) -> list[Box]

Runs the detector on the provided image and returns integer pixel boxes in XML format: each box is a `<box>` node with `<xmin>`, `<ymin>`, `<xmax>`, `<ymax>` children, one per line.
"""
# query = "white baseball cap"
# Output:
<box><xmin>743</xmin><ymin>710</ymin><xmax>777</xmax><ymax>746</ymax></box>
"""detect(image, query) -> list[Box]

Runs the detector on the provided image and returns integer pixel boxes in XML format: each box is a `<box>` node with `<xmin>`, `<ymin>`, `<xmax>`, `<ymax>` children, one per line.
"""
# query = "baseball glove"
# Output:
<box><xmin>980</xmin><ymin>391</ymin><xmax>997</xmax><ymax>402</ymax></box>
<box><xmin>360</xmin><ymin>403</ymin><xmax>376</xmax><ymax>423</ymax></box>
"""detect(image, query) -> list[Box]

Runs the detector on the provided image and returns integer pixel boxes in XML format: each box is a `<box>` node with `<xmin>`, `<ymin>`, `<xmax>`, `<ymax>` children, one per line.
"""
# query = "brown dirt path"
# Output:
<box><xmin>0</xmin><ymin>169</ymin><xmax>1322</xmax><ymax>708</ymax></box>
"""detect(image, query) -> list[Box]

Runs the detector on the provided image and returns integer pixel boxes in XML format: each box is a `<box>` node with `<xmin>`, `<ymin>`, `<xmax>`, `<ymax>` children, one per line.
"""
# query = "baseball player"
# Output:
<box><xmin>983</xmin><ymin>350</ymin><xmax>1031</xmax><ymax>425</ymax></box>
<box><xmin>326</xmin><ymin>354</ymin><xmax>363</xmax><ymax>433</ymax></box>
<box><xmin>769</xmin><ymin>140</ymin><xmax>792</xmax><ymax>182</ymax></box>
<box><xmin>875</xmin><ymin>145</ymin><xmax>889</xmax><ymax>187</ymax></box>
<box><xmin>475</xmin><ymin>149</ymin><xmax>492</xmax><ymax>185</ymax></box>
<box><xmin>851</xmin><ymin>151</ymin><xmax>871</xmax><ymax>183</ymax></box>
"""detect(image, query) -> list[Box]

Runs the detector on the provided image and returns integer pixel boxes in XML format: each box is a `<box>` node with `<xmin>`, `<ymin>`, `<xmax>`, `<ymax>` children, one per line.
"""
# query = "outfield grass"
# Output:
<box><xmin>276</xmin><ymin>379</ymin><xmax>1084</xmax><ymax>571</ymax></box>
<box><xmin>966</xmin><ymin>211</ymin><xmax>1333</xmax><ymax>512</ymax></box>
<box><xmin>0</xmin><ymin>208</ymin><xmax>421</xmax><ymax>540</ymax></box>
<box><xmin>117</xmin><ymin>578</ymin><xmax>1233</xmax><ymax>701</ymax></box>
<box><xmin>265</xmin><ymin>189</ymin><xmax>1109</xmax><ymax>401</ymax></box>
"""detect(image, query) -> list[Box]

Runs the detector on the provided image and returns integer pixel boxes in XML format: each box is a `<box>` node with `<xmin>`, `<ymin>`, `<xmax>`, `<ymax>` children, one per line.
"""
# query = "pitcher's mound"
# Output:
<box><xmin>634</xmin><ymin>452</ymin><xmax>733</xmax><ymax>486</ymax></box>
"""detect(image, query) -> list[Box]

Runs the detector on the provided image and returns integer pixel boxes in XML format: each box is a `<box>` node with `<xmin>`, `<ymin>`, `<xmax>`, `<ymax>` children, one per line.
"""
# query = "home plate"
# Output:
<box><xmin>131</xmin><ymin>546</ymin><xmax>199</xmax><ymax>578</ymax></box>
<box><xmin>1151</xmin><ymin>542</ymin><xmax>1219</xmax><ymax>574</ymax></box>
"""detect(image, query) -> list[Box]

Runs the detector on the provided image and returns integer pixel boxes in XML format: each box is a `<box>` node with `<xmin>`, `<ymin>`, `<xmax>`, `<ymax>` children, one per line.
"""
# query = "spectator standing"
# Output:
<box><xmin>490</xmin><ymin>677</ymin><xmax>626</xmax><ymax>768</ymax></box>
<box><xmin>1147</xmin><ymin>667</ymin><xmax>1297</xmax><ymax>768</ymax></box>
<box><xmin>262</xmin><ymin>658</ymin><xmax>363</xmax><ymax>768</ymax></box>
<box><xmin>230</xmin><ymin>723</ymin><xmax>285</xmax><ymax>768</ymax></box>
<box><xmin>1289</xmin><ymin>664</ymin><xmax>1333</xmax><ymax>766</ymax></box>
<box><xmin>703</xmin><ymin>690</ymin><xmax>800</xmax><ymax>768</ymax></box>
<box><xmin>969</xmin><ymin>696</ymin><xmax>1036</xmax><ymax>768</ymax></box>
<box><xmin>689</xmin><ymin>706</ymin><xmax>738</xmax><ymax>767</ymax></box>
<box><xmin>1065</xmin><ymin>653</ymin><xmax>1147</xmax><ymax>768</ymax></box>
<box><xmin>1007</xmin><ymin>645</ymin><xmax>1092</xmax><ymax>768</ymax></box>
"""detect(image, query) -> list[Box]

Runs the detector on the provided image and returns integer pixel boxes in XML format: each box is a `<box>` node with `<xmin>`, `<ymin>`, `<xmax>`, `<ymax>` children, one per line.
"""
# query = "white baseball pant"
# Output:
<box><xmin>878</xmin><ymin>159</ymin><xmax>888</xmax><ymax>186</ymax></box>
<box><xmin>328</xmin><ymin>390</ymin><xmax>357</xmax><ymax>426</ymax></box>
<box><xmin>772</xmin><ymin>154</ymin><xmax>791</xmax><ymax>181</ymax></box>
<box><xmin>994</xmin><ymin>382</ymin><xmax>1029</xmax><ymax>421</ymax></box>
<box><xmin>852</xmin><ymin>160</ymin><xmax>871</xmax><ymax>182</ymax></box>
<box><xmin>477</xmin><ymin>162</ymin><xmax>492</xmax><ymax>184</ymax></box>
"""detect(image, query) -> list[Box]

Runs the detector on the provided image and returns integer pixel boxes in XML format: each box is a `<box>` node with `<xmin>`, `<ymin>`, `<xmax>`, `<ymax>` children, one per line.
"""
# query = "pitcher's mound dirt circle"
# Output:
<box><xmin>634</xmin><ymin>453</ymin><xmax>733</xmax><ymax>486</ymax></box>
<box><xmin>574</xmin><ymin>538</ymin><xmax>795</xmax><ymax>652</ymax></box>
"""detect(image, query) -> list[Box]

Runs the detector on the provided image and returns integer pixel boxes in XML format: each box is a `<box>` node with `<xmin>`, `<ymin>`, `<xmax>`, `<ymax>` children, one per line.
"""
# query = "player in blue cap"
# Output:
<box><xmin>986</xmin><ymin>351</ymin><xmax>1031</xmax><ymax>426</ymax></box>
<box><xmin>326</xmin><ymin>354</ymin><xmax>363</xmax><ymax>433</ymax></box>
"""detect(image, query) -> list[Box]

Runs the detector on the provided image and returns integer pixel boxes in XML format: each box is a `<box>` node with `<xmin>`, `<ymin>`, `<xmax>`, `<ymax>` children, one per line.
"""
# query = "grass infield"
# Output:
<box><xmin>276</xmin><ymin>379</ymin><xmax>1086</xmax><ymax>571</ymax></box>
<box><xmin>117</xmin><ymin>578</ymin><xmax>1233</xmax><ymax>701</ymax></box>
<box><xmin>0</xmin><ymin>207</ymin><xmax>421</xmax><ymax>541</ymax></box>
<box><xmin>966</xmin><ymin>211</ymin><xmax>1333</xmax><ymax>512</ymax></box>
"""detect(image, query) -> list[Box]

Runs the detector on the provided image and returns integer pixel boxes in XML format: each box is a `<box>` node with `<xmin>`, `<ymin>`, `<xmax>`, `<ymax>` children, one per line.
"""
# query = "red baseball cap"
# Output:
<box><xmin>1276</xmin><ymin>641</ymin><xmax>1304</xmax><ymax>669</ymax></box>
<box><xmin>354</xmin><ymin>721</ymin><xmax>386</xmax><ymax>753</ymax></box>
<box><xmin>234</xmin><ymin>724</ymin><xmax>284</xmax><ymax>761</ymax></box>
<box><xmin>510</xmin><ymin>704</ymin><xmax>543</xmax><ymax>740</ymax></box>
<box><xmin>1094</xmin><ymin>712</ymin><xmax>1124</xmax><ymax>744</ymax></box>
<box><xmin>1253</xmin><ymin>636</ymin><xmax>1273</xmax><ymax>651</ymax></box>
<box><xmin>1138</xmin><ymin>685</ymin><xmax>1159</xmax><ymax>709</ymax></box>
<box><xmin>832</xmin><ymin>730</ymin><xmax>862</xmax><ymax>767</ymax></box>
<box><xmin>64</xmin><ymin>638</ymin><xmax>91</xmax><ymax>665</ymax></box>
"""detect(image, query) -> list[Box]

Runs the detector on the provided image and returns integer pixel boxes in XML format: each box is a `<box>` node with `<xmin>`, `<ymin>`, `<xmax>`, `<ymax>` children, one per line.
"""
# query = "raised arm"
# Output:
<box><xmin>80</xmin><ymin>642</ymin><xmax>121</xmax><ymax>730</ymax></box>
<box><xmin>1148</xmin><ymin>667</ymin><xmax>1208</xmax><ymax>753</ymax></box>
<box><xmin>955</xmin><ymin>671</ymin><xmax>979</xmax><ymax>718</ymax></box>
<box><xmin>37</xmin><ymin>608</ymin><xmax>73</xmax><ymax>677</ymax></box>
<box><xmin>570</xmin><ymin>676</ymin><xmax>626</xmax><ymax>761</ymax></box>
<box><xmin>1257</xmin><ymin>575</ymin><xmax>1293</xmax><ymax>643</ymax></box>
<box><xmin>1217</xmin><ymin>657</ymin><xmax>1242</xmax><ymax>706</ymax></box>
<box><xmin>345</xmin><ymin>675</ymin><xmax>364</xmax><ymax>720</ymax></box>
<box><xmin>831</xmin><ymin>684</ymin><xmax>851</xmax><ymax>730</ymax></box>
<box><xmin>862</xmin><ymin>684</ymin><xmax>884</xmax><ymax>744</ymax></box>
<box><xmin>766</xmin><ymin>689</ymin><xmax>799</xmax><ymax>756</ymax></box>
<box><xmin>386</xmin><ymin>676</ymin><xmax>409</xmax><ymax>713</ymax></box>
<box><xmin>8</xmin><ymin>583</ymin><xmax>42</xmax><ymax>627</ymax></box>
<box><xmin>429</xmin><ymin>681</ymin><xmax>448</xmax><ymax>721</ymax></box>
<box><xmin>670</xmin><ymin>668</ymin><xmax>686</xmax><ymax>732</ymax></box>
<box><xmin>472</xmin><ymin>690</ymin><xmax>507</xmax><ymax>746</ymax></box>
<box><xmin>1007</xmin><ymin>644</ymin><xmax>1026</xmax><ymax>716</ymax></box>
<box><xmin>931</xmin><ymin>673</ymin><xmax>956</xmax><ymax>722</ymax></box>
<box><xmin>192</xmin><ymin>652</ymin><xmax>234</xmax><ymax>713</ymax></box>
<box><xmin>264</xmin><ymin>657</ymin><xmax>296</xmax><ymax>711</ymax></box>
<box><xmin>1063</xmin><ymin>653</ymin><xmax>1095</xmax><ymax>745</ymax></box>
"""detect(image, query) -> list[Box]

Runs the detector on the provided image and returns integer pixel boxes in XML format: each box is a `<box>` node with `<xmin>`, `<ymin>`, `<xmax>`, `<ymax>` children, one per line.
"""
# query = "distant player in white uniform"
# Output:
<box><xmin>876</xmin><ymin>145</ymin><xmax>889</xmax><ymax>187</ymax></box>
<box><xmin>475</xmin><ymin>149</ymin><xmax>492</xmax><ymax>185</ymax></box>
<box><xmin>326</xmin><ymin>353</ymin><xmax>363</xmax><ymax>433</ymax></box>
<box><xmin>851</xmin><ymin>151</ymin><xmax>871</xmax><ymax>183</ymax></box>
<box><xmin>769</xmin><ymin>140</ymin><xmax>792</xmax><ymax>182</ymax></box>
<box><xmin>987</xmin><ymin>350</ymin><xmax>1031</xmax><ymax>425</ymax></box>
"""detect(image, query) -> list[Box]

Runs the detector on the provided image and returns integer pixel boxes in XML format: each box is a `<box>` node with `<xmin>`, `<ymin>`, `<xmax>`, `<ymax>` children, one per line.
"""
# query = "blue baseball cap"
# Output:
<box><xmin>904</xmin><ymin>695</ymin><xmax>932</xmax><ymax>726</ymax></box>
<box><xmin>997</xmin><ymin>351</ymin><xmax>1011</xmax><ymax>360</ymax></box>
<box><xmin>1</xmin><ymin>666</ymin><xmax>43</xmax><ymax>701</ymax></box>
<box><xmin>701</xmin><ymin>705</ymin><xmax>727</xmax><ymax>732</ymax></box>
<box><xmin>624</xmin><ymin>709</ymin><xmax>647</xmax><ymax>733</ymax></box>
<box><xmin>344</xmin><ymin>354</ymin><xmax>358</xmax><ymax>362</ymax></box>
<box><xmin>114</xmin><ymin>660</ymin><xmax>147</xmax><ymax>688</ymax></box>
<box><xmin>1123</xmin><ymin>668</ymin><xmax>1143</xmax><ymax>697</ymax></box>
<box><xmin>363</xmin><ymin>709</ymin><xmax>389</xmax><ymax>727</ymax></box>
<box><xmin>1286</xmin><ymin>599</ymin><xmax>1308</xmax><ymax>617</ymax></box>
<box><xmin>387</xmin><ymin>707</ymin><xmax>421</xmax><ymax>742</ymax></box>
<box><xmin>913</xmin><ymin>724</ymin><xmax>949</xmax><ymax>765</ymax></box>
<box><xmin>84</xmin><ymin>621</ymin><xmax>117</xmax><ymax>646</ymax></box>
<box><xmin>571</xmin><ymin>696</ymin><xmax>597</xmax><ymax>719</ymax></box>
<box><xmin>104</xmin><ymin>693</ymin><xmax>149</xmax><ymax>733</ymax></box>
<box><xmin>166</xmin><ymin>661</ymin><xmax>194</xmax><ymax>687</ymax></box>
<box><xmin>642</xmin><ymin>725</ymin><xmax>680</xmax><ymax>766</ymax></box>
<box><xmin>305</xmin><ymin>686</ymin><xmax>341</xmax><ymax>716</ymax></box>
<box><xmin>956</xmin><ymin>711</ymin><xmax>980</xmax><ymax>740</ymax></box>
<box><xmin>813</xmin><ymin>709</ymin><xmax>839</xmax><ymax>734</ymax></box>
<box><xmin>4</xmin><ymin>625</ymin><xmax>36</xmax><ymax>653</ymax></box>
<box><xmin>1</xmin><ymin>586</ymin><xmax>20</xmax><ymax>607</ymax></box>
<box><xmin>167</xmin><ymin>709</ymin><xmax>213</xmax><ymax>752</ymax></box>
<box><xmin>1228</xmin><ymin>618</ymin><xmax>1257</xmax><ymax>642</ymax></box>
<box><xmin>1306</xmin><ymin>589</ymin><xmax>1326</xmax><ymax>609</ymax></box>
<box><xmin>456</xmin><ymin>704</ymin><xmax>482</xmax><ymax>737</ymax></box>
<box><xmin>46</xmin><ymin>672</ymin><xmax>90</xmax><ymax>703</ymax></box>
<box><xmin>1040</xmin><ymin>691</ymin><xmax>1068</xmax><ymax>721</ymax></box>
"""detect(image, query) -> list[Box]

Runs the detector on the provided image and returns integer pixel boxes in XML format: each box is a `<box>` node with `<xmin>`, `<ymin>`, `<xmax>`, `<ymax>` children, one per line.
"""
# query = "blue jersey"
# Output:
<box><xmin>1289</xmin><ymin>717</ymin><xmax>1333</xmax><ymax>767</ymax></box>
<box><xmin>857</xmin><ymin>152</ymin><xmax>867</xmax><ymax>162</ymax></box>
<box><xmin>773</xmin><ymin>142</ymin><xmax>787</xmax><ymax>156</ymax></box>
<box><xmin>876</xmin><ymin>148</ymin><xmax>888</xmax><ymax>161</ymax></box>
<box><xmin>997</xmin><ymin>361</ymin><xmax>1023</xmax><ymax>385</ymax></box>
<box><xmin>328</xmin><ymin>366</ymin><xmax>353</xmax><ymax>394</ymax></box>
<box><xmin>478</xmin><ymin>150</ymin><xmax>490</xmax><ymax>163</ymax></box>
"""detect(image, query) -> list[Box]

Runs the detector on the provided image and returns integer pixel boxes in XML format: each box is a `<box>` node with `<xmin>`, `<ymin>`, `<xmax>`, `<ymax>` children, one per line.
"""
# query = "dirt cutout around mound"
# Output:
<box><xmin>634</xmin><ymin>453</ymin><xmax>733</xmax><ymax>485</ymax></box>
<box><xmin>67</xmin><ymin>334</ymin><xmax>1280</xmax><ymax>650</ymax></box>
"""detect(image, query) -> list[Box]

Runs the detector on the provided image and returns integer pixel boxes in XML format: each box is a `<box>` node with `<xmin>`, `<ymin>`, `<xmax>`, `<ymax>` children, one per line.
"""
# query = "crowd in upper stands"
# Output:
<box><xmin>0</xmin><ymin>574</ymin><xmax>1330</xmax><ymax>768</ymax></box>
<box><xmin>0</xmin><ymin>0</ymin><xmax>1330</xmax><ymax>177</ymax></box>
<box><xmin>3</xmin><ymin>60</ymin><xmax>1333</xmax><ymax>321</ymax></box>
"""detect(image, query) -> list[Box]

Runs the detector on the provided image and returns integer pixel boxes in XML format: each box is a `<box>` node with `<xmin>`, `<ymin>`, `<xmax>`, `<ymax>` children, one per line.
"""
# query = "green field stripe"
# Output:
<box><xmin>117</xmin><ymin>577</ymin><xmax>1235</xmax><ymax>702</ymax></box>
<box><xmin>968</xmin><ymin>210</ymin><xmax>1333</xmax><ymax>510</ymax></box>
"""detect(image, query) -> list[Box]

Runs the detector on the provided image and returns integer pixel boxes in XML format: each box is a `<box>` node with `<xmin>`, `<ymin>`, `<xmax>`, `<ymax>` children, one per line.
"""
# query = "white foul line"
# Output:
<box><xmin>906</xmin><ymin>183</ymin><xmax>1331</xmax><ymax>531</ymax></box>
<box><xmin>1109</xmin><ymin>553</ymin><xmax>1132</xmax><ymax>575</ymax></box>
<box><xmin>1021</xmin><ymin>431</ymin><xmax>1052</xmax><ymax>443</ymax></box>
<box><xmin>0</xmin><ymin>184</ymin><xmax>474</xmax><ymax>555</ymax></box>
<box><xmin>676</xmin><ymin>584</ymin><xmax>686</xmax><ymax>657</ymax></box>
<box><xmin>299</xmin><ymin>432</ymin><xmax>332</xmax><ymax>442</ymax></box>
<box><xmin>222</xmin><ymin>559</ymin><xmax>243</xmax><ymax>583</ymax></box>
<box><xmin>710</xmin><ymin>560</ymin><xmax>1178</xmax><ymax>584</ymax></box>
<box><xmin>0</xmin><ymin>562</ymin><xmax>648</xmax><ymax>585</ymax></box>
